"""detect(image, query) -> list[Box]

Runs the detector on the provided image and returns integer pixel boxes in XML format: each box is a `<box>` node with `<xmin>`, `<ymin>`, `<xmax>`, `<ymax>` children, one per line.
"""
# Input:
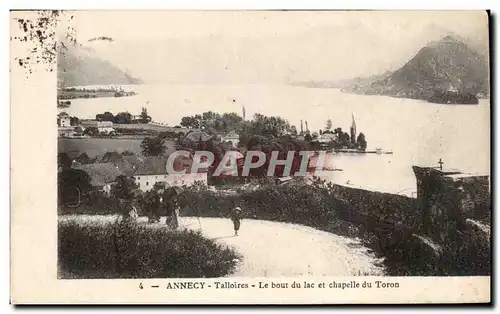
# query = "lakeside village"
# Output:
<box><xmin>58</xmin><ymin>103</ymin><xmax>490</xmax><ymax>278</ymax></box>
<box><xmin>58</xmin><ymin>104</ymin><xmax>383</xmax><ymax>193</ymax></box>
<box><xmin>58</xmin><ymin>105</ymin><xmax>372</xmax><ymax>194</ymax></box>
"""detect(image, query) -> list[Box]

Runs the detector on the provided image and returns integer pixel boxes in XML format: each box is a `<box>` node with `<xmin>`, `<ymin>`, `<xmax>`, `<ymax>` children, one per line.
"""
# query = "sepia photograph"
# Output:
<box><xmin>10</xmin><ymin>9</ymin><xmax>491</xmax><ymax>304</ymax></box>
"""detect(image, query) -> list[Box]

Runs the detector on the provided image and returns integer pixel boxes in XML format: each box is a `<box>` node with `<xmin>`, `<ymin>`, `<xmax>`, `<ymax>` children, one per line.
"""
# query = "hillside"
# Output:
<box><xmin>57</xmin><ymin>43</ymin><xmax>142</xmax><ymax>87</ymax></box>
<box><xmin>341</xmin><ymin>36</ymin><xmax>489</xmax><ymax>100</ymax></box>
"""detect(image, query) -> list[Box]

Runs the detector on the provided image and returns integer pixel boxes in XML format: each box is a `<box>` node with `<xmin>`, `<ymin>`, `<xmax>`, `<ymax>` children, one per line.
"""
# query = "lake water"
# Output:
<box><xmin>59</xmin><ymin>84</ymin><xmax>491</xmax><ymax>196</ymax></box>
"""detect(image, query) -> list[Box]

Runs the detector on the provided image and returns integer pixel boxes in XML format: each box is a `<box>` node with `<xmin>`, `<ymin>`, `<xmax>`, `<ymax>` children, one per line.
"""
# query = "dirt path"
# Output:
<box><xmin>178</xmin><ymin>217</ymin><xmax>385</xmax><ymax>277</ymax></box>
<box><xmin>60</xmin><ymin>214</ymin><xmax>385</xmax><ymax>277</ymax></box>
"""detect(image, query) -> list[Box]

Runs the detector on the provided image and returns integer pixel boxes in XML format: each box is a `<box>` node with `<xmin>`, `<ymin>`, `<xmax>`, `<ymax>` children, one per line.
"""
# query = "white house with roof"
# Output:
<box><xmin>133</xmin><ymin>155</ymin><xmax>207</xmax><ymax>192</ymax></box>
<box><xmin>81</xmin><ymin>120</ymin><xmax>116</xmax><ymax>134</ymax></box>
<box><xmin>221</xmin><ymin>130</ymin><xmax>240</xmax><ymax>147</ymax></box>
<box><xmin>58</xmin><ymin>112</ymin><xmax>71</xmax><ymax>127</ymax></box>
<box><xmin>58</xmin><ymin>112</ymin><xmax>75</xmax><ymax>137</ymax></box>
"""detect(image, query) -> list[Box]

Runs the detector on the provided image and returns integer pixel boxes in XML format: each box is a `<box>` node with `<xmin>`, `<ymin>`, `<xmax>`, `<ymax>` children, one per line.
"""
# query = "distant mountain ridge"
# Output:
<box><xmin>57</xmin><ymin>43</ymin><xmax>142</xmax><ymax>87</ymax></box>
<box><xmin>340</xmin><ymin>36</ymin><xmax>489</xmax><ymax>100</ymax></box>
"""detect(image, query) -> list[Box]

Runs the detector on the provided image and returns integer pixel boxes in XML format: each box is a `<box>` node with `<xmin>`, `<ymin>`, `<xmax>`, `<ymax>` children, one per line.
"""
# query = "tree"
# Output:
<box><xmin>58</xmin><ymin>169</ymin><xmax>92</xmax><ymax>205</ymax></box>
<box><xmin>83</xmin><ymin>126</ymin><xmax>99</xmax><ymax>137</ymax></box>
<box><xmin>139</xmin><ymin>189</ymin><xmax>161</xmax><ymax>222</ymax></box>
<box><xmin>141</xmin><ymin>136</ymin><xmax>166</xmax><ymax>156</ymax></box>
<box><xmin>96</xmin><ymin>111</ymin><xmax>115</xmax><ymax>122</ymax></box>
<box><xmin>140</xmin><ymin>107</ymin><xmax>151</xmax><ymax>123</ymax></box>
<box><xmin>180</xmin><ymin>116</ymin><xmax>201</xmax><ymax>129</ymax></box>
<box><xmin>111</xmin><ymin>175</ymin><xmax>138</xmax><ymax>201</ymax></box>
<box><xmin>113</xmin><ymin>112</ymin><xmax>132</xmax><ymax>124</ymax></box>
<box><xmin>339</xmin><ymin>132</ymin><xmax>350</xmax><ymax>147</ymax></box>
<box><xmin>57</xmin><ymin>153</ymin><xmax>72</xmax><ymax>170</ymax></box>
<box><xmin>70</xmin><ymin>116</ymin><xmax>80</xmax><ymax>126</ymax></box>
<box><xmin>356</xmin><ymin>132</ymin><xmax>367</xmax><ymax>151</ymax></box>
<box><xmin>325</xmin><ymin>118</ymin><xmax>332</xmax><ymax>131</ymax></box>
<box><xmin>75</xmin><ymin>152</ymin><xmax>91</xmax><ymax>164</ymax></box>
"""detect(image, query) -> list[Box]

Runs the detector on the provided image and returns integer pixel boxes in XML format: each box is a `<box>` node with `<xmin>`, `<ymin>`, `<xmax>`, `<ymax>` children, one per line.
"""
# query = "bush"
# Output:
<box><xmin>58</xmin><ymin>192</ymin><xmax>123</xmax><ymax>215</ymax></box>
<box><xmin>58</xmin><ymin>217</ymin><xmax>240</xmax><ymax>278</ymax></box>
<box><xmin>181</xmin><ymin>183</ymin><xmax>341</xmax><ymax>229</ymax></box>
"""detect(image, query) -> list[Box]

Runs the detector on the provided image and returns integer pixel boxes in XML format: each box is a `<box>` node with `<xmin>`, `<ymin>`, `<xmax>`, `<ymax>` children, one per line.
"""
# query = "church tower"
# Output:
<box><xmin>350</xmin><ymin>113</ymin><xmax>357</xmax><ymax>144</ymax></box>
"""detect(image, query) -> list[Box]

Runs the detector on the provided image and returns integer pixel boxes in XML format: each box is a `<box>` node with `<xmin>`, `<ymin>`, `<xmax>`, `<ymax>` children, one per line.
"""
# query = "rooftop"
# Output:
<box><xmin>185</xmin><ymin>131</ymin><xmax>212</xmax><ymax>142</ymax></box>
<box><xmin>113</xmin><ymin>155</ymin><xmax>144</xmax><ymax>176</ymax></box>
<box><xmin>73</xmin><ymin>162</ymin><xmax>123</xmax><ymax>187</ymax></box>
<box><xmin>134</xmin><ymin>156</ymin><xmax>169</xmax><ymax>176</ymax></box>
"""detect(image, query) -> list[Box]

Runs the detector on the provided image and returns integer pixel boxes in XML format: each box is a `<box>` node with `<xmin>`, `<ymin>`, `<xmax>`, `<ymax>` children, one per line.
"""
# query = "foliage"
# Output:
<box><xmin>138</xmin><ymin>190</ymin><xmax>162</xmax><ymax>221</ymax></box>
<box><xmin>58</xmin><ymin>217</ymin><xmax>240</xmax><ymax>278</ymax></box>
<box><xmin>356</xmin><ymin>132</ymin><xmax>368</xmax><ymax>151</ymax></box>
<box><xmin>58</xmin><ymin>169</ymin><xmax>92</xmax><ymax>205</ymax></box>
<box><xmin>57</xmin><ymin>152</ymin><xmax>72</xmax><ymax>170</ymax></box>
<box><xmin>110</xmin><ymin>175</ymin><xmax>138</xmax><ymax>201</ymax></box>
<box><xmin>141</xmin><ymin>136</ymin><xmax>166</xmax><ymax>156</ymax></box>
<box><xmin>59</xmin><ymin>191</ymin><xmax>122</xmax><ymax>215</ymax></box>
<box><xmin>121</xmin><ymin>150</ymin><xmax>135</xmax><ymax>156</ymax></box>
<box><xmin>70</xmin><ymin>116</ymin><xmax>80</xmax><ymax>126</ymax></box>
<box><xmin>113</xmin><ymin>112</ymin><xmax>133</xmax><ymax>124</ymax></box>
<box><xmin>159</xmin><ymin>131</ymin><xmax>182</xmax><ymax>140</ymax></box>
<box><xmin>75</xmin><ymin>152</ymin><xmax>92</xmax><ymax>164</ymax></box>
<box><xmin>140</xmin><ymin>107</ymin><xmax>151</xmax><ymax>123</ymax></box>
<box><xmin>83</xmin><ymin>126</ymin><xmax>99</xmax><ymax>137</ymax></box>
<box><xmin>95</xmin><ymin>111</ymin><xmax>115</xmax><ymax>122</ymax></box>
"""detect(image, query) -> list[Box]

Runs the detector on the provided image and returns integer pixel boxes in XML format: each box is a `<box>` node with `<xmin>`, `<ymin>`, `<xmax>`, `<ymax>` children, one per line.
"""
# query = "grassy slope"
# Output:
<box><xmin>58</xmin><ymin>138</ymin><xmax>175</xmax><ymax>158</ymax></box>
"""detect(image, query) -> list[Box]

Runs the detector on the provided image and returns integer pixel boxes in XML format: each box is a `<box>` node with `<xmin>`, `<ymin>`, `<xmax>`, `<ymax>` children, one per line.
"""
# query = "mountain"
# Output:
<box><xmin>341</xmin><ymin>36</ymin><xmax>489</xmax><ymax>100</ymax></box>
<box><xmin>57</xmin><ymin>43</ymin><xmax>143</xmax><ymax>87</ymax></box>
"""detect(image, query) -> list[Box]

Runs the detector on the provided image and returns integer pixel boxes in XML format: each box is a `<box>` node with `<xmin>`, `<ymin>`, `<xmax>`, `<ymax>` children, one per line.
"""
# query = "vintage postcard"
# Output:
<box><xmin>10</xmin><ymin>10</ymin><xmax>491</xmax><ymax>304</ymax></box>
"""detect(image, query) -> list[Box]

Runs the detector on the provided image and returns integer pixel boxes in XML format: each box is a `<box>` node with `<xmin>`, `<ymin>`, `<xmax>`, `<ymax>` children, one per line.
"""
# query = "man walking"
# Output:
<box><xmin>230</xmin><ymin>206</ymin><xmax>243</xmax><ymax>236</ymax></box>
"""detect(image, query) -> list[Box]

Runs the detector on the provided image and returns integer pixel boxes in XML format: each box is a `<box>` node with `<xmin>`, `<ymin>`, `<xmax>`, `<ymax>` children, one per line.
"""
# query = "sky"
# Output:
<box><xmin>66</xmin><ymin>10</ymin><xmax>489</xmax><ymax>84</ymax></box>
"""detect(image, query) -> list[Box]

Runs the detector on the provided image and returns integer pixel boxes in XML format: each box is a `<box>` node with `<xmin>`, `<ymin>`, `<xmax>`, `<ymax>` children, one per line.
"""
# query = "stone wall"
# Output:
<box><xmin>329</xmin><ymin>165</ymin><xmax>491</xmax><ymax>275</ymax></box>
<box><xmin>331</xmin><ymin>184</ymin><xmax>418</xmax><ymax>232</ymax></box>
<box><xmin>413</xmin><ymin>166</ymin><xmax>490</xmax><ymax>245</ymax></box>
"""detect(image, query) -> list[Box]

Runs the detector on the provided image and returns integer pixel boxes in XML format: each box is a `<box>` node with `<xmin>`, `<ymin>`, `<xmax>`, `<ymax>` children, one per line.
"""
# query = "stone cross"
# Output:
<box><xmin>438</xmin><ymin>158</ymin><xmax>444</xmax><ymax>170</ymax></box>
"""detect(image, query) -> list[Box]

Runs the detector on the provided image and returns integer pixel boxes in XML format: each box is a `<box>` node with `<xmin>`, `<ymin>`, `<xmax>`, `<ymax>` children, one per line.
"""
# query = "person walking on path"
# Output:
<box><xmin>166</xmin><ymin>196</ymin><xmax>180</xmax><ymax>230</ymax></box>
<box><xmin>230</xmin><ymin>206</ymin><xmax>243</xmax><ymax>236</ymax></box>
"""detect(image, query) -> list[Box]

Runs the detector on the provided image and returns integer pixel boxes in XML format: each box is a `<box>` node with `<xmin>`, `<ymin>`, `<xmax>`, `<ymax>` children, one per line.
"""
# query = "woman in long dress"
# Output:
<box><xmin>166</xmin><ymin>196</ymin><xmax>180</xmax><ymax>229</ymax></box>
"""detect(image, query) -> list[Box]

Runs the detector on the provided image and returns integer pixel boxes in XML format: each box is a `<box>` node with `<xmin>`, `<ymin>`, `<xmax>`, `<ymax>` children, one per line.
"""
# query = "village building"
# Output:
<box><xmin>131</xmin><ymin>114</ymin><xmax>143</xmax><ymax>123</ymax></box>
<box><xmin>318</xmin><ymin>132</ymin><xmax>337</xmax><ymax>143</ymax></box>
<box><xmin>57</xmin><ymin>112</ymin><xmax>76</xmax><ymax>137</ymax></box>
<box><xmin>58</xmin><ymin>112</ymin><xmax>71</xmax><ymax>127</ymax></box>
<box><xmin>81</xmin><ymin>120</ymin><xmax>116</xmax><ymax>134</ymax></box>
<box><xmin>133</xmin><ymin>156</ymin><xmax>208</xmax><ymax>192</ymax></box>
<box><xmin>184</xmin><ymin>131</ymin><xmax>212</xmax><ymax>142</ymax></box>
<box><xmin>220</xmin><ymin>130</ymin><xmax>240</xmax><ymax>147</ymax></box>
<box><xmin>73</xmin><ymin>162</ymin><xmax>124</xmax><ymax>196</ymax></box>
<box><xmin>112</xmin><ymin>155</ymin><xmax>143</xmax><ymax>176</ymax></box>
